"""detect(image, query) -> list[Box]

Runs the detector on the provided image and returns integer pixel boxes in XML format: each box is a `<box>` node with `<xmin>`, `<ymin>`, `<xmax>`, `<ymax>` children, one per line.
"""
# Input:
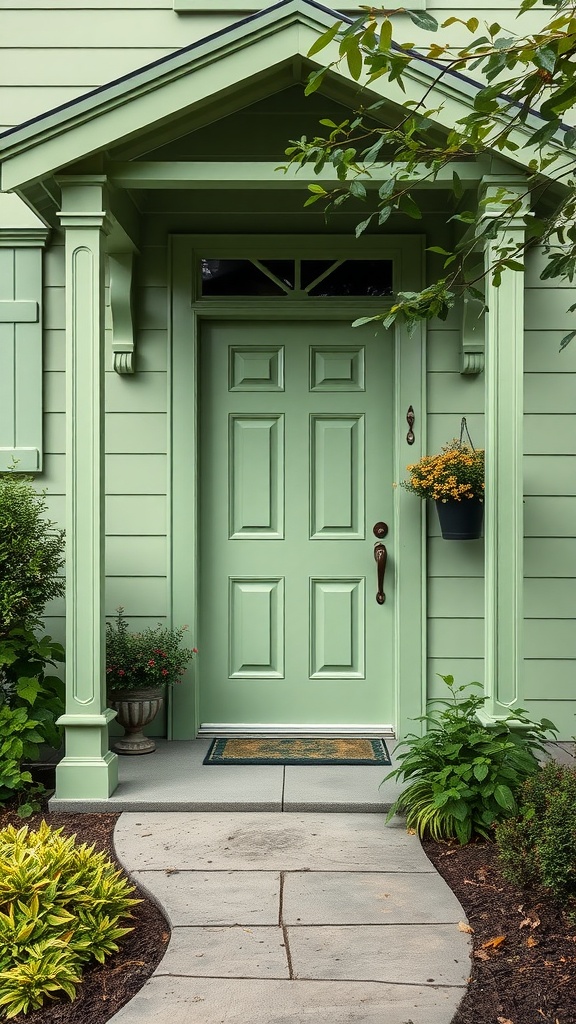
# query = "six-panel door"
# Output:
<box><xmin>199</xmin><ymin>320</ymin><xmax>395</xmax><ymax>728</ymax></box>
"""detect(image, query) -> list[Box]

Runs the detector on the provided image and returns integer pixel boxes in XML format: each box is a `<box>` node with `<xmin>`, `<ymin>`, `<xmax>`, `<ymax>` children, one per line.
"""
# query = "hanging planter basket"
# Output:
<box><xmin>435</xmin><ymin>498</ymin><xmax>484</xmax><ymax>541</ymax></box>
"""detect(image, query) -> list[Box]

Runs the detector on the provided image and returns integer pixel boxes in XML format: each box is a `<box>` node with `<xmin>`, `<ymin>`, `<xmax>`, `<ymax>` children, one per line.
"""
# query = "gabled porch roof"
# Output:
<box><xmin>0</xmin><ymin>0</ymin><xmax>562</xmax><ymax>199</ymax></box>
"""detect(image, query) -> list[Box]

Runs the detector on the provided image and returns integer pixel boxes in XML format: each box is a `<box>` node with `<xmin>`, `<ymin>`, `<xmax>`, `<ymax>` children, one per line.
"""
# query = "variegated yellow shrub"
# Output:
<box><xmin>0</xmin><ymin>821</ymin><xmax>140</xmax><ymax>1018</ymax></box>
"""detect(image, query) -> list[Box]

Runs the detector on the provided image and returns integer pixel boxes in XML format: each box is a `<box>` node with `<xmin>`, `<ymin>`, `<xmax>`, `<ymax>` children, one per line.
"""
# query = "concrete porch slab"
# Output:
<box><xmin>49</xmin><ymin>739</ymin><xmax>406</xmax><ymax>812</ymax></box>
<box><xmin>283</xmin><ymin>763</ymin><xmax>405</xmax><ymax>811</ymax></box>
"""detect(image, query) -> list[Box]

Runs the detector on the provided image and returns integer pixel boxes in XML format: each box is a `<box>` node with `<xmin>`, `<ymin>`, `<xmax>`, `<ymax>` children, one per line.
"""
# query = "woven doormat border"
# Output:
<box><xmin>202</xmin><ymin>737</ymin><xmax>391</xmax><ymax>766</ymax></box>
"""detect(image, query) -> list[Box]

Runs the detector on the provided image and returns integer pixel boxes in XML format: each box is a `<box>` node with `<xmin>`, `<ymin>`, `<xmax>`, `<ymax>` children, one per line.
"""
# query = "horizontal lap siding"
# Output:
<box><xmin>39</xmin><ymin>239</ymin><xmax>169</xmax><ymax>690</ymax></box>
<box><xmin>522</xmin><ymin>249</ymin><xmax>576</xmax><ymax>730</ymax></box>
<box><xmin>0</xmin><ymin>8</ymin><xmax>236</xmax><ymax>128</ymax></box>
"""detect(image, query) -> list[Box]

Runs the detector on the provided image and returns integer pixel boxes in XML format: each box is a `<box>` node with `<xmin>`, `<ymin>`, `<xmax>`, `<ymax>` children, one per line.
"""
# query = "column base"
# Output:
<box><xmin>55</xmin><ymin>750</ymin><xmax>119</xmax><ymax>800</ymax></box>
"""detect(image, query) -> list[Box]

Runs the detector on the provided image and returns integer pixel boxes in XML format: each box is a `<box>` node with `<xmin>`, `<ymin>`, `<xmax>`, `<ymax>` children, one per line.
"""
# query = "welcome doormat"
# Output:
<box><xmin>203</xmin><ymin>737</ymin><xmax>391</xmax><ymax>766</ymax></box>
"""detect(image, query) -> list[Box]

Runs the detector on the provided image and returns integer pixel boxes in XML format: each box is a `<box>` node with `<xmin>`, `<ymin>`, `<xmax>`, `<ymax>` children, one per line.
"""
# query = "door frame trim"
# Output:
<box><xmin>169</xmin><ymin>234</ymin><xmax>426</xmax><ymax>739</ymax></box>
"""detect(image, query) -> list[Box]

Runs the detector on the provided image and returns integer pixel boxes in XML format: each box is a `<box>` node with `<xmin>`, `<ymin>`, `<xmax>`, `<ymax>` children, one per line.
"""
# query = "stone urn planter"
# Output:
<box><xmin>108</xmin><ymin>686</ymin><xmax>164</xmax><ymax>755</ymax></box>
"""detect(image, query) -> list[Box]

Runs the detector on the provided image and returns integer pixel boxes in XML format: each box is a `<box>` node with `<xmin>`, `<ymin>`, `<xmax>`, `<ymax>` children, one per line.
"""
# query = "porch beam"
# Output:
<box><xmin>105</xmin><ymin>160</ymin><xmax>484</xmax><ymax>190</ymax></box>
<box><xmin>480</xmin><ymin>176</ymin><xmax>528</xmax><ymax>725</ymax></box>
<box><xmin>54</xmin><ymin>175</ymin><xmax>119</xmax><ymax>801</ymax></box>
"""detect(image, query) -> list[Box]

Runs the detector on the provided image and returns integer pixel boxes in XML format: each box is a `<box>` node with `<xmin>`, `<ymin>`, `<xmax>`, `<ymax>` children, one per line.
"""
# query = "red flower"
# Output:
<box><xmin>148</xmin><ymin>659</ymin><xmax>155</xmax><ymax>667</ymax></box>
<box><xmin>161</xmin><ymin>669</ymin><xmax>169</xmax><ymax>676</ymax></box>
<box><xmin>192</xmin><ymin>648</ymin><xmax>198</xmax><ymax>654</ymax></box>
<box><xmin>118</xmin><ymin>669</ymin><xmax>125</xmax><ymax>676</ymax></box>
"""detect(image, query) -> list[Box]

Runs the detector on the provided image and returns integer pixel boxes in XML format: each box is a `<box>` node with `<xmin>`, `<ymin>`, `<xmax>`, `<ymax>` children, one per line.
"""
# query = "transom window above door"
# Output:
<box><xmin>200</xmin><ymin>258</ymin><xmax>393</xmax><ymax>298</ymax></box>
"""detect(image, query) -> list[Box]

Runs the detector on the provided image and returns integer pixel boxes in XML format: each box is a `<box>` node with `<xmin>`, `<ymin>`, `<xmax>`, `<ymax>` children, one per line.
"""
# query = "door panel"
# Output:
<box><xmin>199</xmin><ymin>319</ymin><xmax>394</xmax><ymax>727</ymax></box>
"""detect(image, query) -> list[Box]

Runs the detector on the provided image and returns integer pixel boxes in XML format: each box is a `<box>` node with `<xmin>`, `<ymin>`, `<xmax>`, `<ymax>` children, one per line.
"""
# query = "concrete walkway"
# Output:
<box><xmin>110</xmin><ymin>811</ymin><xmax>471</xmax><ymax>1024</ymax></box>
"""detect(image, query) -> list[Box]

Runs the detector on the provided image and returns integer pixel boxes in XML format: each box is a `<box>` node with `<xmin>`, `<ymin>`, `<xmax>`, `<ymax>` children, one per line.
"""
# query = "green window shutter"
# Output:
<box><xmin>0</xmin><ymin>229</ymin><xmax>49</xmax><ymax>473</ymax></box>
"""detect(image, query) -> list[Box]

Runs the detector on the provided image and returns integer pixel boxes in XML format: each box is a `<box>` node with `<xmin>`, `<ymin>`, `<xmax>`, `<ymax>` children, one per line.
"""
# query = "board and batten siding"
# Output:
<box><xmin>41</xmin><ymin>234</ymin><xmax>170</xmax><ymax>731</ymax></box>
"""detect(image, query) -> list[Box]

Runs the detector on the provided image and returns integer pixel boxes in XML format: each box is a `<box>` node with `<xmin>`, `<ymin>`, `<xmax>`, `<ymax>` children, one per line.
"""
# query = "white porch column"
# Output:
<box><xmin>481</xmin><ymin>178</ymin><xmax>528</xmax><ymax>721</ymax></box>
<box><xmin>55</xmin><ymin>176</ymin><xmax>118</xmax><ymax>799</ymax></box>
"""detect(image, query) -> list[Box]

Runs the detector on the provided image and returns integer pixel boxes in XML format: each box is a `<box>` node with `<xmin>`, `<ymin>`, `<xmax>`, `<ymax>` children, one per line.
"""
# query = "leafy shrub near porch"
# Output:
<box><xmin>0</xmin><ymin>472</ymin><xmax>64</xmax><ymax>633</ymax></box>
<box><xmin>0</xmin><ymin>821</ymin><xmax>140</xmax><ymax>1018</ymax></box>
<box><xmin>385</xmin><ymin>675</ymin><xmax>557</xmax><ymax>845</ymax></box>
<box><xmin>0</xmin><ymin>706</ymin><xmax>46</xmax><ymax>819</ymax></box>
<box><xmin>0</xmin><ymin>472</ymin><xmax>66</xmax><ymax>813</ymax></box>
<box><xmin>495</xmin><ymin>762</ymin><xmax>576</xmax><ymax>901</ymax></box>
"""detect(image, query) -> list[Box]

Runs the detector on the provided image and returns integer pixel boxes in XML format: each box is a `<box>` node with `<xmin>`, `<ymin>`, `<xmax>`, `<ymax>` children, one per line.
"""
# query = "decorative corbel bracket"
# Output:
<box><xmin>460</xmin><ymin>291</ymin><xmax>485</xmax><ymax>375</ymax></box>
<box><xmin>109</xmin><ymin>252</ymin><xmax>135</xmax><ymax>374</ymax></box>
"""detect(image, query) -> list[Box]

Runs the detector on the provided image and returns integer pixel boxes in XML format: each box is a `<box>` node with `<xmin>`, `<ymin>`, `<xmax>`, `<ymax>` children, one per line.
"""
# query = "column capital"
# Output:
<box><xmin>479</xmin><ymin>175</ymin><xmax>531</xmax><ymax>229</ymax></box>
<box><xmin>56</xmin><ymin>175</ymin><xmax>112</xmax><ymax>233</ymax></box>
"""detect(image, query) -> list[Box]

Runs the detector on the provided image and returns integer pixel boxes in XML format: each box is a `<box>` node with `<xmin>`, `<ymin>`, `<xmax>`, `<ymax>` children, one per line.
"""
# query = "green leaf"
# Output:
<box><xmin>473</xmin><ymin>763</ymin><xmax>489</xmax><ymax>782</ymax></box>
<box><xmin>398</xmin><ymin>193</ymin><xmax>422</xmax><ymax>219</ymax></box>
<box><xmin>355</xmin><ymin>215</ymin><xmax>374</xmax><ymax>238</ymax></box>
<box><xmin>494</xmin><ymin>784</ymin><xmax>516</xmax><ymax>811</ymax></box>
<box><xmin>16</xmin><ymin>677</ymin><xmax>42</xmax><ymax>705</ymax></box>
<box><xmin>345</xmin><ymin>43</ymin><xmax>362</xmax><ymax>81</ymax></box>
<box><xmin>379</xmin><ymin>19</ymin><xmax>392</xmax><ymax>50</ymax></box>
<box><xmin>533</xmin><ymin>44</ymin><xmax>557</xmax><ymax>73</ymax></box>
<box><xmin>406</xmin><ymin>9</ymin><xmax>438</xmax><ymax>31</ymax></box>
<box><xmin>501</xmin><ymin>259</ymin><xmax>525</xmax><ymax>272</ymax></box>
<box><xmin>539</xmin><ymin>718</ymin><xmax>557</xmax><ymax>732</ymax></box>
<box><xmin>307</xmin><ymin>21</ymin><xmax>342</xmax><ymax>58</ymax></box>
<box><xmin>349</xmin><ymin>179</ymin><xmax>367</xmax><ymax>199</ymax></box>
<box><xmin>305</xmin><ymin>67</ymin><xmax>329</xmax><ymax>96</ymax></box>
<box><xmin>427</xmin><ymin>246</ymin><xmax>452</xmax><ymax>256</ymax></box>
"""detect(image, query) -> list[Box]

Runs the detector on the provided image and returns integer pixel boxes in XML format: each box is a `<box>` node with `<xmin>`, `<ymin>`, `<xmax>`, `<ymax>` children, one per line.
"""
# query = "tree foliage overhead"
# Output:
<box><xmin>284</xmin><ymin>0</ymin><xmax>576</xmax><ymax>345</ymax></box>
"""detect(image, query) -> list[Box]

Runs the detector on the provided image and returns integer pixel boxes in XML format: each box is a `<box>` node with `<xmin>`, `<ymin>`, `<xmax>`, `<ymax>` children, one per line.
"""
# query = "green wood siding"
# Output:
<box><xmin>521</xmin><ymin>247</ymin><xmax>576</xmax><ymax>728</ymax></box>
<box><xmin>426</xmin><ymin>225</ymin><xmax>485</xmax><ymax>707</ymax></box>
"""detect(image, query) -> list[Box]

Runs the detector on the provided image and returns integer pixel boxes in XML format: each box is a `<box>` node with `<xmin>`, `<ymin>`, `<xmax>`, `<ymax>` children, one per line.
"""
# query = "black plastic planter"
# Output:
<box><xmin>435</xmin><ymin>498</ymin><xmax>484</xmax><ymax>540</ymax></box>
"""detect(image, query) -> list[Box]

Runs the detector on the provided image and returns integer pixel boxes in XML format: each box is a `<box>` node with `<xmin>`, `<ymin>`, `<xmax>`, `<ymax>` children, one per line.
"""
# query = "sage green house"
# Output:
<box><xmin>0</xmin><ymin>0</ymin><xmax>573</xmax><ymax>800</ymax></box>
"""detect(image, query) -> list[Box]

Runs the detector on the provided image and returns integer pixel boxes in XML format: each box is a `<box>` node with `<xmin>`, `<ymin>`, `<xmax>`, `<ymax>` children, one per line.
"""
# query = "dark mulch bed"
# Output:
<box><xmin>424</xmin><ymin>837</ymin><xmax>576</xmax><ymax>1024</ymax></box>
<box><xmin>0</xmin><ymin>804</ymin><xmax>170</xmax><ymax>1024</ymax></box>
<box><xmin>3</xmin><ymin>801</ymin><xmax>576</xmax><ymax>1024</ymax></box>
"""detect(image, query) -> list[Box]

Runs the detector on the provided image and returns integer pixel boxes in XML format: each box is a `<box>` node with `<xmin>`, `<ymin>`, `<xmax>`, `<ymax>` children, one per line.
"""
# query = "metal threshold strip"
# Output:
<box><xmin>198</xmin><ymin>724</ymin><xmax>395</xmax><ymax>738</ymax></box>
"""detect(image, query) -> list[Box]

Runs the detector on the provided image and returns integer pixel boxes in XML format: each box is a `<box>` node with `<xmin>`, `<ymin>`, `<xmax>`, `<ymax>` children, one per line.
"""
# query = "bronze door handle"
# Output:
<box><xmin>372</xmin><ymin>523</ymin><xmax>388</xmax><ymax>606</ymax></box>
<box><xmin>374</xmin><ymin>542</ymin><xmax>387</xmax><ymax>604</ymax></box>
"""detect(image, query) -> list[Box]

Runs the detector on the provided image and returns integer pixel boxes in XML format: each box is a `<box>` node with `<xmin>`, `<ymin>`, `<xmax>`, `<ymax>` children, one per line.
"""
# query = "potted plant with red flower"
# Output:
<box><xmin>106</xmin><ymin>608</ymin><xmax>197</xmax><ymax>754</ymax></box>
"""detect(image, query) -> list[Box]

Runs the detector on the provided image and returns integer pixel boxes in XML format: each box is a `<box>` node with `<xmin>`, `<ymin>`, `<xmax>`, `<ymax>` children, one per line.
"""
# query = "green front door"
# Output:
<box><xmin>199</xmin><ymin>318</ymin><xmax>395</xmax><ymax>729</ymax></box>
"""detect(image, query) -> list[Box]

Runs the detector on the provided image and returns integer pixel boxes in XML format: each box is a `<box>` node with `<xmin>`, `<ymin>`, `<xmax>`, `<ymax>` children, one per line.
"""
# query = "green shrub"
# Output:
<box><xmin>0</xmin><ymin>627</ymin><xmax>65</xmax><ymax>815</ymax></box>
<box><xmin>0</xmin><ymin>626</ymin><xmax>65</xmax><ymax>748</ymax></box>
<box><xmin>0</xmin><ymin>821</ymin><xmax>141</xmax><ymax>1018</ymax></box>
<box><xmin>0</xmin><ymin>706</ymin><xmax>46</xmax><ymax>818</ymax></box>
<box><xmin>385</xmin><ymin>674</ymin><xmax>557</xmax><ymax>844</ymax></box>
<box><xmin>0</xmin><ymin>472</ymin><xmax>66</xmax><ymax>812</ymax></box>
<box><xmin>0</xmin><ymin>471</ymin><xmax>65</xmax><ymax>634</ymax></box>
<box><xmin>495</xmin><ymin>762</ymin><xmax>576</xmax><ymax>900</ymax></box>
